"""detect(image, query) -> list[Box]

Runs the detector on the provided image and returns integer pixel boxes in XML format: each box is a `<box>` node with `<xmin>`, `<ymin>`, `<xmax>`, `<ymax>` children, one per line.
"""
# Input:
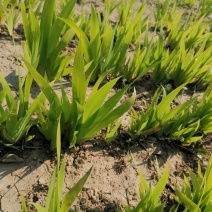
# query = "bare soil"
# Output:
<box><xmin>0</xmin><ymin>1</ymin><xmax>211</xmax><ymax>212</ymax></box>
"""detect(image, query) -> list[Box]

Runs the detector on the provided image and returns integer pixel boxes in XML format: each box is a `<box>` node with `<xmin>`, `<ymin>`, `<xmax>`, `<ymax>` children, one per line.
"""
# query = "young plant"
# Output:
<box><xmin>192</xmin><ymin>83</ymin><xmax>212</xmax><ymax>135</ymax></box>
<box><xmin>151</xmin><ymin>33</ymin><xmax>212</xmax><ymax>86</ymax></box>
<box><xmin>198</xmin><ymin>0</ymin><xmax>212</xmax><ymax>17</ymax></box>
<box><xmin>117</xmin><ymin>0</ymin><xmax>135</xmax><ymax>26</ymax></box>
<box><xmin>167</xmin><ymin>14</ymin><xmax>211</xmax><ymax>50</ymax></box>
<box><xmin>157</xmin><ymin>83</ymin><xmax>212</xmax><ymax>145</ymax></box>
<box><xmin>5</xmin><ymin>1</ymin><xmax>20</xmax><ymax>37</ymax></box>
<box><xmin>105</xmin><ymin>119</ymin><xmax>122</xmax><ymax>143</ymax></box>
<box><xmin>174</xmin><ymin>156</ymin><xmax>212</xmax><ymax>211</ymax></box>
<box><xmin>129</xmin><ymin>84</ymin><xmax>196</xmax><ymax>138</ymax></box>
<box><xmin>168</xmin><ymin>41</ymin><xmax>212</xmax><ymax>87</ymax></box>
<box><xmin>0</xmin><ymin>0</ymin><xmax>9</xmax><ymax>24</ymax></box>
<box><xmin>165</xmin><ymin>3</ymin><xmax>185</xmax><ymax>49</ymax></box>
<box><xmin>122</xmin><ymin>29</ymin><xmax>155</xmax><ymax>81</ymax></box>
<box><xmin>125</xmin><ymin>161</ymin><xmax>169</xmax><ymax>212</ymax></box>
<box><xmin>61</xmin><ymin>0</ymin><xmax>148</xmax><ymax>82</ymax></box>
<box><xmin>153</xmin><ymin>0</ymin><xmax>170</xmax><ymax>29</ymax></box>
<box><xmin>0</xmin><ymin>73</ymin><xmax>41</xmax><ymax>147</ymax></box>
<box><xmin>23</xmin><ymin>40</ymin><xmax>135</xmax><ymax>149</ymax></box>
<box><xmin>22</xmin><ymin>119</ymin><xmax>92</xmax><ymax>212</ymax></box>
<box><xmin>116</xmin><ymin>0</ymin><xmax>148</xmax><ymax>44</ymax></box>
<box><xmin>158</xmin><ymin>104</ymin><xmax>202</xmax><ymax>145</ymax></box>
<box><xmin>21</xmin><ymin>0</ymin><xmax>76</xmax><ymax>81</ymax></box>
<box><xmin>150</xmin><ymin>31</ymin><xmax>179</xmax><ymax>84</ymax></box>
<box><xmin>60</xmin><ymin>5</ymin><xmax>133</xmax><ymax>83</ymax></box>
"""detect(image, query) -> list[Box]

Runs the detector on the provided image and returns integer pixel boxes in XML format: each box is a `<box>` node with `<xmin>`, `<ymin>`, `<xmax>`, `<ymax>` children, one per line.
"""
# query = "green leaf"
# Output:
<box><xmin>45</xmin><ymin>169</ymin><xmax>57</xmax><ymax>210</ymax></box>
<box><xmin>77</xmin><ymin>91</ymin><xmax>136</xmax><ymax>143</ymax></box>
<box><xmin>204</xmin><ymin>203</ymin><xmax>212</xmax><ymax>212</ymax></box>
<box><xmin>21</xmin><ymin>195</ymin><xmax>28</xmax><ymax>212</ymax></box>
<box><xmin>72</xmin><ymin>40</ymin><xmax>86</xmax><ymax>106</ymax></box>
<box><xmin>134</xmin><ymin>188</ymin><xmax>152</xmax><ymax>212</ymax></box>
<box><xmin>56</xmin><ymin>118</ymin><xmax>61</xmax><ymax>163</ymax></box>
<box><xmin>50</xmin><ymin>28</ymin><xmax>75</xmax><ymax>66</ymax></box>
<box><xmin>152</xmin><ymin>165</ymin><xmax>169</xmax><ymax>203</ymax></box>
<box><xmin>82</xmin><ymin>77</ymin><xmax>121</xmax><ymax>122</ymax></box>
<box><xmin>105</xmin><ymin>119</ymin><xmax>122</xmax><ymax>143</ymax></box>
<box><xmin>61</xmin><ymin>167</ymin><xmax>92</xmax><ymax>211</ymax></box>
<box><xmin>174</xmin><ymin>189</ymin><xmax>200</xmax><ymax>212</ymax></box>
<box><xmin>60</xmin><ymin>18</ymin><xmax>91</xmax><ymax>61</ymax></box>
<box><xmin>157</xmin><ymin>84</ymin><xmax>186</xmax><ymax>118</ymax></box>
<box><xmin>48</xmin><ymin>0</ymin><xmax>76</xmax><ymax>55</ymax></box>
<box><xmin>22</xmin><ymin>58</ymin><xmax>61</xmax><ymax>108</ymax></box>
<box><xmin>162</xmin><ymin>97</ymin><xmax>197</xmax><ymax>123</ymax></box>
<box><xmin>39</xmin><ymin>0</ymin><xmax>56</xmax><ymax>65</ymax></box>
<box><xmin>30</xmin><ymin>203</ymin><xmax>46</xmax><ymax>212</ymax></box>
<box><xmin>138</xmin><ymin>171</ymin><xmax>149</xmax><ymax>198</ymax></box>
<box><xmin>90</xmin><ymin>5</ymin><xmax>100</xmax><ymax>43</ymax></box>
<box><xmin>21</xmin><ymin>3</ymin><xmax>29</xmax><ymax>46</ymax></box>
<box><xmin>0</xmin><ymin>74</ymin><xmax>14</xmax><ymax>109</ymax></box>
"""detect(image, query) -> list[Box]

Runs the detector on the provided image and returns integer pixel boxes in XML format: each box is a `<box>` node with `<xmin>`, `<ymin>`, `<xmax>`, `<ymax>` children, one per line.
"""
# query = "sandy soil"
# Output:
<box><xmin>0</xmin><ymin>1</ymin><xmax>211</xmax><ymax>212</ymax></box>
<box><xmin>1</xmin><ymin>128</ymin><xmax>204</xmax><ymax>212</ymax></box>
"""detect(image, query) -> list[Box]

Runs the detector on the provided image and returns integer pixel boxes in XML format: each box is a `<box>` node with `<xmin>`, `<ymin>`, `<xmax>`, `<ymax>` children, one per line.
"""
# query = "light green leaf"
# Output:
<box><xmin>82</xmin><ymin>77</ymin><xmax>121</xmax><ymax>122</ymax></box>
<box><xmin>48</xmin><ymin>0</ymin><xmax>76</xmax><ymax>55</ymax></box>
<box><xmin>175</xmin><ymin>189</ymin><xmax>200</xmax><ymax>212</ymax></box>
<box><xmin>61</xmin><ymin>167</ymin><xmax>92</xmax><ymax>211</ymax></box>
<box><xmin>60</xmin><ymin>18</ymin><xmax>91</xmax><ymax>61</ymax></box>
<box><xmin>72</xmin><ymin>40</ymin><xmax>86</xmax><ymax>106</ymax></box>
<box><xmin>152</xmin><ymin>165</ymin><xmax>169</xmax><ymax>203</ymax></box>
<box><xmin>157</xmin><ymin>84</ymin><xmax>186</xmax><ymax>118</ymax></box>
<box><xmin>21</xmin><ymin>195</ymin><xmax>28</xmax><ymax>212</ymax></box>
<box><xmin>30</xmin><ymin>203</ymin><xmax>46</xmax><ymax>212</ymax></box>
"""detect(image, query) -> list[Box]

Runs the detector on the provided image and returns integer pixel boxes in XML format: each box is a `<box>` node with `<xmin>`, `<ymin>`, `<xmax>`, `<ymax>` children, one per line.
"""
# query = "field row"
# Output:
<box><xmin>0</xmin><ymin>0</ymin><xmax>212</xmax><ymax>211</ymax></box>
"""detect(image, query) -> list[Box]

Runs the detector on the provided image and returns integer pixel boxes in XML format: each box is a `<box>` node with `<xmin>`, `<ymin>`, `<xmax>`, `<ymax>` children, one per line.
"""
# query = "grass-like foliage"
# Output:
<box><xmin>129</xmin><ymin>84</ymin><xmax>193</xmax><ymax>137</ymax></box>
<box><xmin>61</xmin><ymin>0</ymin><xmax>149</xmax><ymax>82</ymax></box>
<box><xmin>116</xmin><ymin>0</ymin><xmax>148</xmax><ymax>42</ymax></box>
<box><xmin>21</xmin><ymin>0</ymin><xmax>76</xmax><ymax>81</ymax></box>
<box><xmin>160</xmin><ymin>83</ymin><xmax>212</xmax><ymax>145</ymax></box>
<box><xmin>0</xmin><ymin>0</ymin><xmax>9</xmax><ymax>24</ymax></box>
<box><xmin>144</xmin><ymin>0</ymin><xmax>212</xmax><ymax>87</ymax></box>
<box><xmin>167</xmin><ymin>13</ymin><xmax>211</xmax><ymax>50</ymax></box>
<box><xmin>130</xmin><ymin>82</ymin><xmax>212</xmax><ymax>145</ymax></box>
<box><xmin>0</xmin><ymin>0</ymin><xmax>212</xmax><ymax>210</ymax></box>
<box><xmin>168</xmin><ymin>41</ymin><xmax>212</xmax><ymax>87</ymax></box>
<box><xmin>4</xmin><ymin>1</ymin><xmax>20</xmax><ymax>37</ymax></box>
<box><xmin>151</xmin><ymin>31</ymin><xmax>212</xmax><ymax>86</ymax></box>
<box><xmin>154</xmin><ymin>0</ymin><xmax>170</xmax><ymax>28</ymax></box>
<box><xmin>124</xmin><ymin>157</ymin><xmax>212</xmax><ymax>211</ymax></box>
<box><xmin>174</xmin><ymin>156</ymin><xmax>212</xmax><ymax>211</ymax></box>
<box><xmin>125</xmin><ymin>161</ymin><xmax>169</xmax><ymax>212</ymax></box>
<box><xmin>0</xmin><ymin>73</ymin><xmax>42</xmax><ymax>147</ymax></box>
<box><xmin>60</xmin><ymin>10</ymin><xmax>133</xmax><ymax>82</ymax></box>
<box><xmin>24</xmin><ymin>40</ymin><xmax>135</xmax><ymax>149</ymax></box>
<box><xmin>198</xmin><ymin>0</ymin><xmax>212</xmax><ymax>17</ymax></box>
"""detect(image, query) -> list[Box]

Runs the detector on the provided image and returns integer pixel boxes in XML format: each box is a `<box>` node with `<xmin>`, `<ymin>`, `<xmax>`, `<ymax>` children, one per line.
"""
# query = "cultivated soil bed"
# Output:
<box><xmin>0</xmin><ymin>1</ymin><xmax>212</xmax><ymax>211</ymax></box>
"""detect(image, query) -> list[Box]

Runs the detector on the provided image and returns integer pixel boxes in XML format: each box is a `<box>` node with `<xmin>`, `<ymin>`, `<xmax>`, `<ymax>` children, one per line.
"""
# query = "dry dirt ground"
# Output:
<box><xmin>0</xmin><ymin>1</ymin><xmax>212</xmax><ymax>212</ymax></box>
